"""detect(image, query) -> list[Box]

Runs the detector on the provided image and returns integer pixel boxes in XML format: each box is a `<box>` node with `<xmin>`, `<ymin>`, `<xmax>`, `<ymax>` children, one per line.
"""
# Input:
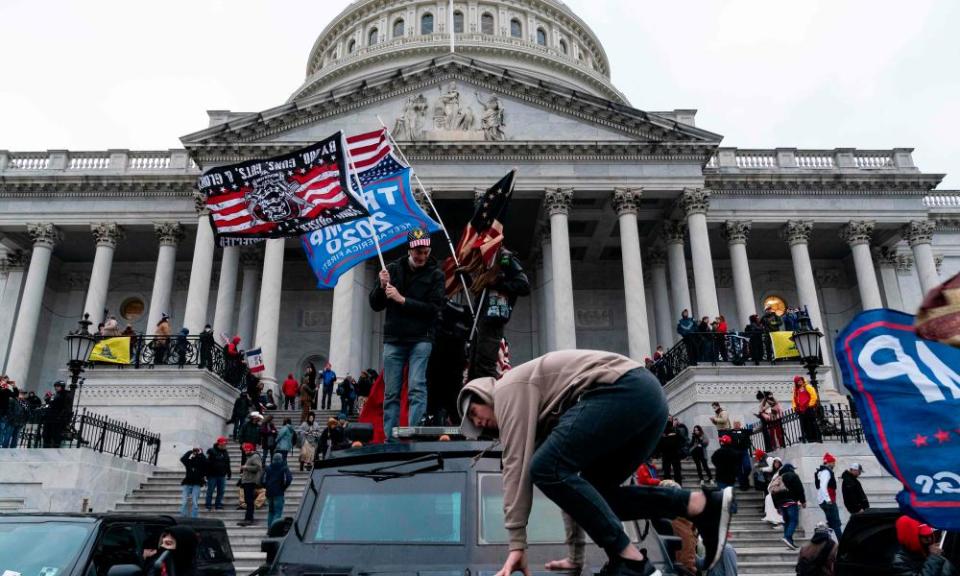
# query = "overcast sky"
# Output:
<box><xmin>1</xmin><ymin>0</ymin><xmax>956</xmax><ymax>187</ymax></box>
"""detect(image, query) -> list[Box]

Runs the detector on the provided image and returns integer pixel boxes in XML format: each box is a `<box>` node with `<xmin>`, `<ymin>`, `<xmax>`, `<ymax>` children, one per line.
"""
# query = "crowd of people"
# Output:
<box><xmin>0</xmin><ymin>375</ymin><xmax>75</xmax><ymax>448</ymax></box>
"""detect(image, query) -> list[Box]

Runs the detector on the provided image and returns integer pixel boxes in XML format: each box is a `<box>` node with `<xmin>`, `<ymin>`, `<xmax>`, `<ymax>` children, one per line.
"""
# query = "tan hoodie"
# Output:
<box><xmin>457</xmin><ymin>349</ymin><xmax>641</xmax><ymax>553</ymax></box>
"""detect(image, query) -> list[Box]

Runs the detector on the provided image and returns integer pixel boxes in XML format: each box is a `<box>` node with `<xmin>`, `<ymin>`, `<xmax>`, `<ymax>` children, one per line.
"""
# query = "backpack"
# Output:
<box><xmin>768</xmin><ymin>474</ymin><xmax>788</xmax><ymax>495</ymax></box>
<box><xmin>796</xmin><ymin>539</ymin><xmax>835</xmax><ymax>576</ymax></box>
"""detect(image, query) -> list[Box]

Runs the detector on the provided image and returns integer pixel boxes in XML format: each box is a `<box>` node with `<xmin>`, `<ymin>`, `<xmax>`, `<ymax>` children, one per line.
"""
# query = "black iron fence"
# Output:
<box><xmin>86</xmin><ymin>334</ymin><xmax>248</xmax><ymax>390</ymax></box>
<box><xmin>6</xmin><ymin>407</ymin><xmax>160</xmax><ymax>465</ymax></box>
<box><xmin>746</xmin><ymin>402</ymin><xmax>864</xmax><ymax>453</ymax></box>
<box><xmin>652</xmin><ymin>331</ymin><xmax>811</xmax><ymax>385</ymax></box>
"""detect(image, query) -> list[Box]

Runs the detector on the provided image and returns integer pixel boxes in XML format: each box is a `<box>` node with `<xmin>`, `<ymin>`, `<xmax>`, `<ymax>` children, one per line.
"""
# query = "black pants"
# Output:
<box><xmin>529</xmin><ymin>368</ymin><xmax>691</xmax><ymax>558</ymax></box>
<box><xmin>682</xmin><ymin>335</ymin><xmax>698</xmax><ymax>366</ymax></box>
<box><xmin>662</xmin><ymin>454</ymin><xmax>683</xmax><ymax>486</ymax></box>
<box><xmin>242</xmin><ymin>483</ymin><xmax>256</xmax><ymax>521</ymax></box>
<box><xmin>469</xmin><ymin>320</ymin><xmax>504</xmax><ymax>380</ymax></box>
<box><xmin>283</xmin><ymin>396</ymin><xmax>296</xmax><ymax>410</ymax></box>
<box><xmin>199</xmin><ymin>346</ymin><xmax>212</xmax><ymax>370</ymax></box>
<box><xmin>321</xmin><ymin>388</ymin><xmax>332</xmax><ymax>410</ymax></box>
<box><xmin>691</xmin><ymin>446</ymin><xmax>712</xmax><ymax>481</ymax></box>
<box><xmin>800</xmin><ymin>410</ymin><xmax>821</xmax><ymax>443</ymax></box>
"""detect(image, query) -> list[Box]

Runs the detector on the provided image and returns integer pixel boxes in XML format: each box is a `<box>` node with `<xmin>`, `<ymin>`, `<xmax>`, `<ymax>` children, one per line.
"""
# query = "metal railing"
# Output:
<box><xmin>86</xmin><ymin>334</ymin><xmax>248</xmax><ymax>390</ymax></box>
<box><xmin>651</xmin><ymin>331</ymin><xmax>807</xmax><ymax>385</ymax></box>
<box><xmin>7</xmin><ymin>407</ymin><xmax>161</xmax><ymax>465</ymax></box>
<box><xmin>745</xmin><ymin>403</ymin><xmax>863</xmax><ymax>452</ymax></box>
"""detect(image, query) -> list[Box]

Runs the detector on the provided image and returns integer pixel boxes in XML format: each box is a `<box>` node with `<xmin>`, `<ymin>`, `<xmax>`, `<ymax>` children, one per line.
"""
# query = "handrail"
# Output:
<box><xmin>651</xmin><ymin>331</ymin><xmax>806</xmax><ymax>385</ymax></box>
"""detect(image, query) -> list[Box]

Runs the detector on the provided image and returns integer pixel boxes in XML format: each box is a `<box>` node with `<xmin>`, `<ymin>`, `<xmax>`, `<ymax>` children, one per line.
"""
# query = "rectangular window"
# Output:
<box><xmin>311</xmin><ymin>473</ymin><xmax>465</xmax><ymax>543</ymax></box>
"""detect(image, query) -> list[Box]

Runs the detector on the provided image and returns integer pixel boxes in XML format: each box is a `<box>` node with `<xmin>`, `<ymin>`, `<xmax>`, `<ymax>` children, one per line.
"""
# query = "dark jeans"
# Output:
<box><xmin>283</xmin><ymin>396</ymin><xmax>296</xmax><ymax>410</ymax></box>
<box><xmin>662</xmin><ymin>455</ymin><xmax>683</xmax><ymax>486</ymax></box>
<box><xmin>469</xmin><ymin>320</ymin><xmax>504</xmax><ymax>380</ymax></box>
<box><xmin>199</xmin><ymin>346</ymin><xmax>212</xmax><ymax>370</ymax></box>
<box><xmin>682</xmin><ymin>335</ymin><xmax>698</xmax><ymax>366</ymax></box>
<box><xmin>799</xmin><ymin>410</ymin><xmax>821</xmax><ymax>443</ymax></box>
<box><xmin>205</xmin><ymin>476</ymin><xmax>226</xmax><ymax>509</ymax></box>
<box><xmin>781</xmin><ymin>503</ymin><xmax>800</xmax><ymax>543</ymax></box>
<box><xmin>691</xmin><ymin>447</ymin><xmax>712</xmax><ymax>481</ymax></box>
<box><xmin>820</xmin><ymin>502</ymin><xmax>843</xmax><ymax>538</ymax></box>
<box><xmin>242</xmin><ymin>483</ymin><xmax>257</xmax><ymax>522</ymax></box>
<box><xmin>529</xmin><ymin>368</ymin><xmax>690</xmax><ymax>558</ymax></box>
<box><xmin>321</xmin><ymin>387</ymin><xmax>333</xmax><ymax>410</ymax></box>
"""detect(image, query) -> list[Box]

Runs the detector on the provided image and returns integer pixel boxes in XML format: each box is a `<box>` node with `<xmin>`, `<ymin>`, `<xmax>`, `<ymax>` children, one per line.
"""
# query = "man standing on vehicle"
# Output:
<box><xmin>816</xmin><ymin>453</ymin><xmax>843</xmax><ymax>538</ymax></box>
<box><xmin>370</xmin><ymin>228</ymin><xmax>445</xmax><ymax>438</ymax></box>
<box><xmin>458</xmin><ymin>350</ymin><xmax>734</xmax><ymax>576</ymax></box>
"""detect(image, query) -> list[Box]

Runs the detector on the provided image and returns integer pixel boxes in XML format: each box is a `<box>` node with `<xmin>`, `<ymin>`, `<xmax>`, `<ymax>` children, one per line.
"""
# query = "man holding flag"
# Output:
<box><xmin>369</xmin><ymin>228</ymin><xmax>445</xmax><ymax>440</ymax></box>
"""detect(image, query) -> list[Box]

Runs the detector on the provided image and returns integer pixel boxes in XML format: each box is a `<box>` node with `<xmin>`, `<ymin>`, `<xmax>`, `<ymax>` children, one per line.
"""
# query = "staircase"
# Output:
<box><xmin>112</xmin><ymin>408</ymin><xmax>344</xmax><ymax>574</ymax></box>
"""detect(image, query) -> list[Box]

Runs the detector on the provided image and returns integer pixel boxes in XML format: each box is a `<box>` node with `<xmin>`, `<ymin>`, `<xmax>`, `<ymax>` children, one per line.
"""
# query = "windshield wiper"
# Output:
<box><xmin>337</xmin><ymin>453</ymin><xmax>443</xmax><ymax>482</ymax></box>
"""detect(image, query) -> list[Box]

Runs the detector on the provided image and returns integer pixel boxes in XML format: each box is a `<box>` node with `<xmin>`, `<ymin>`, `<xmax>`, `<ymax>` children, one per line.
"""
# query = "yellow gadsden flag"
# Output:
<box><xmin>88</xmin><ymin>337</ymin><xmax>132</xmax><ymax>365</ymax></box>
<box><xmin>770</xmin><ymin>331</ymin><xmax>800</xmax><ymax>359</ymax></box>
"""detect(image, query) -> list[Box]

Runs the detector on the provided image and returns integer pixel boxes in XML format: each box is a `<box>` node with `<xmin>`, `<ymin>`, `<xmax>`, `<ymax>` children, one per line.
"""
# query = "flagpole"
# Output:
<box><xmin>449</xmin><ymin>0</ymin><xmax>455</xmax><ymax>53</ymax></box>
<box><xmin>375</xmin><ymin>115</ymin><xmax>475</xmax><ymax>315</ymax></box>
<box><xmin>342</xmin><ymin>135</ymin><xmax>387</xmax><ymax>271</ymax></box>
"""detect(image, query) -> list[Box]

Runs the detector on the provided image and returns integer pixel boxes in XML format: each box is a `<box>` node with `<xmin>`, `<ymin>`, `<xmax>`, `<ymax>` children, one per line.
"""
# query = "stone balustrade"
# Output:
<box><xmin>0</xmin><ymin>149</ymin><xmax>198</xmax><ymax>175</ymax></box>
<box><xmin>924</xmin><ymin>191</ymin><xmax>960</xmax><ymax>208</ymax></box>
<box><xmin>706</xmin><ymin>147</ymin><xmax>916</xmax><ymax>172</ymax></box>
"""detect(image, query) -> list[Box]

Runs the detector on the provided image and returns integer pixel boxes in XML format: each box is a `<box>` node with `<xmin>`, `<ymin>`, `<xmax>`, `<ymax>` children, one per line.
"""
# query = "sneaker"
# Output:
<box><xmin>598</xmin><ymin>558</ymin><xmax>662</xmax><ymax>576</ymax></box>
<box><xmin>782</xmin><ymin>537</ymin><xmax>799</xmax><ymax>551</ymax></box>
<box><xmin>236</xmin><ymin>521</ymin><xmax>251</xmax><ymax>527</ymax></box>
<box><xmin>692</xmin><ymin>486</ymin><xmax>734</xmax><ymax>570</ymax></box>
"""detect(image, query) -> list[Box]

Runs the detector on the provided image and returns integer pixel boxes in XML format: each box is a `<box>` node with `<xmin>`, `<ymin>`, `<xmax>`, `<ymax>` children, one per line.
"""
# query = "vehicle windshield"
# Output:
<box><xmin>478</xmin><ymin>474</ymin><xmax>637</xmax><ymax>545</ymax></box>
<box><xmin>309</xmin><ymin>472</ymin><xmax>464</xmax><ymax>543</ymax></box>
<box><xmin>0</xmin><ymin>520</ymin><xmax>93</xmax><ymax>574</ymax></box>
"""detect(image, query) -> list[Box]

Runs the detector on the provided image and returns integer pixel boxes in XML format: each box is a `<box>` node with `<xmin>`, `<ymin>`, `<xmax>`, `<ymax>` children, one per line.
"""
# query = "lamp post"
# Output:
<box><xmin>64</xmin><ymin>313</ymin><xmax>95</xmax><ymax>410</ymax></box>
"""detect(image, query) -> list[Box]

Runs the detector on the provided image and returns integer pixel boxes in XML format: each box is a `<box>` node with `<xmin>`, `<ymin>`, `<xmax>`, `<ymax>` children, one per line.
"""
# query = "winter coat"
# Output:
<box><xmin>298</xmin><ymin>421</ymin><xmax>322</xmax><ymax>445</ymax></box>
<box><xmin>677</xmin><ymin>317</ymin><xmax>696</xmax><ymax>336</ymax></box>
<box><xmin>710</xmin><ymin>409</ymin><xmax>732</xmax><ymax>430</ymax></box>
<box><xmin>238</xmin><ymin>420</ymin><xmax>261</xmax><ymax>445</ymax></box>
<box><xmin>276</xmin><ymin>424</ymin><xmax>295</xmax><ymax>452</ymax></box>
<box><xmin>761</xmin><ymin>310</ymin><xmax>782</xmax><ymax>332</ymax></box>
<box><xmin>240</xmin><ymin>451</ymin><xmax>263</xmax><ymax>485</ymax></box>
<box><xmin>772</xmin><ymin>464</ymin><xmax>806</xmax><ymax>509</ymax></box>
<box><xmin>793</xmin><ymin>382</ymin><xmax>820</xmax><ymax>412</ymax></box>
<box><xmin>179</xmin><ymin>450</ymin><xmax>206</xmax><ymax>486</ymax></box>
<box><xmin>710</xmin><ymin>445</ymin><xmax>741</xmax><ymax>486</ymax></box>
<box><xmin>892</xmin><ymin>516</ymin><xmax>958</xmax><ymax>576</ymax></box>
<box><xmin>795</xmin><ymin>529</ymin><xmax>837</xmax><ymax>576</ymax></box>
<box><xmin>841</xmin><ymin>470</ymin><xmax>870</xmax><ymax>513</ymax></box>
<box><xmin>198</xmin><ymin>328</ymin><xmax>215</xmax><ymax>349</ymax></box>
<box><xmin>282</xmin><ymin>376</ymin><xmax>299</xmax><ymax>398</ymax></box>
<box><xmin>230</xmin><ymin>394</ymin><xmax>250</xmax><ymax>425</ymax></box>
<box><xmin>636</xmin><ymin>463</ymin><xmax>661</xmax><ymax>486</ymax></box>
<box><xmin>369</xmin><ymin>255</ymin><xmax>445</xmax><ymax>344</ymax></box>
<box><xmin>263</xmin><ymin>454</ymin><xmax>293</xmax><ymax>498</ymax></box>
<box><xmin>155</xmin><ymin>320</ymin><xmax>171</xmax><ymax>344</ymax></box>
<box><xmin>321</xmin><ymin>368</ymin><xmax>337</xmax><ymax>391</ymax></box>
<box><xmin>260</xmin><ymin>422</ymin><xmax>278</xmax><ymax>450</ymax></box>
<box><xmin>205</xmin><ymin>445</ymin><xmax>231</xmax><ymax>478</ymax></box>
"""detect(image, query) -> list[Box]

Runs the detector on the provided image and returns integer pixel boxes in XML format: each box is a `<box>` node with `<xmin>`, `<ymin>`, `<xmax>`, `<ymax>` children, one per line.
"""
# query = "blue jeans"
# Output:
<box><xmin>820</xmin><ymin>502</ymin><xmax>843</xmax><ymax>538</ymax></box>
<box><xmin>781</xmin><ymin>503</ymin><xmax>799</xmax><ymax>543</ymax></box>
<box><xmin>205</xmin><ymin>476</ymin><xmax>226</xmax><ymax>509</ymax></box>
<box><xmin>267</xmin><ymin>495</ymin><xmax>285</xmax><ymax>530</ymax></box>
<box><xmin>529</xmin><ymin>368</ymin><xmax>690</xmax><ymax>558</ymax></box>
<box><xmin>180</xmin><ymin>485</ymin><xmax>201</xmax><ymax>517</ymax></box>
<box><xmin>0</xmin><ymin>419</ymin><xmax>13</xmax><ymax>448</ymax></box>
<box><xmin>383</xmin><ymin>341</ymin><xmax>432</xmax><ymax>440</ymax></box>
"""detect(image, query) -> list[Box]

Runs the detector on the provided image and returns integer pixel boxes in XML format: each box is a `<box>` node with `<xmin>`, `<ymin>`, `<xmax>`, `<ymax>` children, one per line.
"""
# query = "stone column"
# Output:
<box><xmin>840</xmin><ymin>221</ymin><xmax>883</xmax><ymax>311</ymax></box>
<box><xmin>6</xmin><ymin>224</ymin><xmax>58</xmax><ymax>386</ymax></box>
<box><xmin>83</xmin><ymin>223</ymin><xmax>124</xmax><ymax>327</ymax></box>
<box><xmin>783</xmin><ymin>221</ymin><xmax>824</xmax><ymax>332</ymax></box>
<box><xmin>328</xmin><ymin>267</ymin><xmax>364</xmax><ymax>378</ymax></box>
<box><xmin>876</xmin><ymin>248</ymin><xmax>904</xmax><ymax>311</ymax></box>
<box><xmin>722</xmin><ymin>221</ymin><xmax>756</xmax><ymax>328</ymax></box>
<box><xmin>648</xmin><ymin>248</ymin><xmax>673</xmax><ymax>350</ymax></box>
<box><xmin>146</xmin><ymin>223</ymin><xmax>184</xmax><ymax>333</ymax></box>
<box><xmin>0</xmin><ymin>251</ymin><xmax>28</xmax><ymax>373</ymax></box>
<box><xmin>254</xmin><ymin>238</ymin><xmax>285</xmax><ymax>391</ymax></box>
<box><xmin>539</xmin><ymin>230</ymin><xmax>556</xmax><ymax>352</ymax></box>
<box><xmin>896</xmin><ymin>254</ymin><xmax>920</xmax><ymax>311</ymax></box>
<box><xmin>211</xmin><ymin>245</ymin><xmax>240</xmax><ymax>338</ymax></box>
<box><xmin>545</xmin><ymin>188</ymin><xmax>576</xmax><ymax>350</ymax></box>
<box><xmin>680</xmin><ymin>188</ymin><xmax>719</xmax><ymax>319</ymax></box>
<box><xmin>662</xmin><ymin>221</ymin><xmax>691</xmax><ymax>327</ymax></box>
<box><xmin>236</xmin><ymin>250</ymin><xmax>261</xmax><ymax>348</ymax></box>
<box><xmin>183</xmin><ymin>197</ymin><xmax>216</xmax><ymax>333</ymax></box>
<box><xmin>903</xmin><ymin>220</ymin><xmax>940</xmax><ymax>296</ymax></box>
<box><xmin>612</xmin><ymin>188</ymin><xmax>651</xmax><ymax>360</ymax></box>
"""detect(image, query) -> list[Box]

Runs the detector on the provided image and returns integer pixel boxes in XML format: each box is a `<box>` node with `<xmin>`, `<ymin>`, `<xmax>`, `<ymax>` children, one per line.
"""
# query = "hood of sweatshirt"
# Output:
<box><xmin>457</xmin><ymin>377</ymin><xmax>497</xmax><ymax>439</ymax></box>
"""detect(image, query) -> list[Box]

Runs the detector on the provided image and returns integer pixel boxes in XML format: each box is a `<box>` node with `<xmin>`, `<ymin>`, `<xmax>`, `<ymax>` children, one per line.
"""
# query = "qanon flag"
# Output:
<box><xmin>198</xmin><ymin>131</ymin><xmax>369</xmax><ymax>241</ymax></box>
<box><xmin>301</xmin><ymin>168</ymin><xmax>440</xmax><ymax>289</ymax></box>
<box><xmin>836</xmin><ymin>309</ymin><xmax>960</xmax><ymax>530</ymax></box>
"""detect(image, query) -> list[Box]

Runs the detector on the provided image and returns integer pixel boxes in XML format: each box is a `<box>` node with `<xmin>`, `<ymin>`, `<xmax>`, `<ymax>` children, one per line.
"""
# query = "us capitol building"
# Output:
<box><xmin>1</xmin><ymin>0</ymin><xmax>957</xmax><ymax>431</ymax></box>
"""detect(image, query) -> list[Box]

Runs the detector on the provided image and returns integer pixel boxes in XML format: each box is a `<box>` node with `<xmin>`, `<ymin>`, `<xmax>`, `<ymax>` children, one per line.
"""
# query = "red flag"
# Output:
<box><xmin>358</xmin><ymin>368</ymin><xmax>409</xmax><ymax>444</ymax></box>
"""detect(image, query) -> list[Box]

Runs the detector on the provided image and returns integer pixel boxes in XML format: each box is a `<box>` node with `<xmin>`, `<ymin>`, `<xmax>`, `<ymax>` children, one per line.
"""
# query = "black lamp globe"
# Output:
<box><xmin>790</xmin><ymin>327</ymin><xmax>823</xmax><ymax>362</ymax></box>
<box><xmin>65</xmin><ymin>314</ymin><xmax>95</xmax><ymax>406</ymax></box>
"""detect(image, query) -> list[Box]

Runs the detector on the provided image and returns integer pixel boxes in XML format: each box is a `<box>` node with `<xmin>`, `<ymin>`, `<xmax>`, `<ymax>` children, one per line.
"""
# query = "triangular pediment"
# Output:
<box><xmin>182</xmin><ymin>55</ymin><xmax>722</xmax><ymax>159</ymax></box>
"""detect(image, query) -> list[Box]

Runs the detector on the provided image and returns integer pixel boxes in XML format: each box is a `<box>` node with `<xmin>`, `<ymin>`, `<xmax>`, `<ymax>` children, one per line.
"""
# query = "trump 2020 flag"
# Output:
<box><xmin>301</xmin><ymin>168</ymin><xmax>440</xmax><ymax>289</ymax></box>
<box><xmin>246</xmin><ymin>347</ymin><xmax>265</xmax><ymax>374</ymax></box>
<box><xmin>199</xmin><ymin>131</ymin><xmax>369</xmax><ymax>240</ymax></box>
<box><xmin>836</xmin><ymin>309</ymin><xmax>960</xmax><ymax>530</ymax></box>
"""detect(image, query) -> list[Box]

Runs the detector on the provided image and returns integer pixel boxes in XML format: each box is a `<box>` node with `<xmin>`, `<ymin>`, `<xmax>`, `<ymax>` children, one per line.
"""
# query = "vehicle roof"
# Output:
<box><xmin>0</xmin><ymin>513</ymin><xmax>226</xmax><ymax>529</ymax></box>
<box><xmin>315</xmin><ymin>440</ymin><xmax>502</xmax><ymax>469</ymax></box>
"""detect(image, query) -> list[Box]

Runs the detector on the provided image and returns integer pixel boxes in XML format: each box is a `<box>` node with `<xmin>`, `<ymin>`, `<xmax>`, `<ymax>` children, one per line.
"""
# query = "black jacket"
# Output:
<box><xmin>841</xmin><ymin>470</ymin><xmax>870</xmax><ymax>513</ymax></box>
<box><xmin>205</xmin><ymin>446</ymin><xmax>232</xmax><ymax>478</ymax></box>
<box><xmin>369</xmin><ymin>256</ymin><xmax>444</xmax><ymax>343</ymax></box>
<box><xmin>891</xmin><ymin>549</ymin><xmax>958</xmax><ymax>576</ymax></box>
<box><xmin>772</xmin><ymin>464</ymin><xmax>806</xmax><ymax>508</ymax></box>
<box><xmin>180</xmin><ymin>450</ymin><xmax>207</xmax><ymax>486</ymax></box>
<box><xmin>710</xmin><ymin>445</ymin><xmax>741</xmax><ymax>485</ymax></box>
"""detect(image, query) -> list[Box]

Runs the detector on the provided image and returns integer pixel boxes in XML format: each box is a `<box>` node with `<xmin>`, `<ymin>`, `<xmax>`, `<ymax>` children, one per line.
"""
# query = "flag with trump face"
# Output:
<box><xmin>443</xmin><ymin>170</ymin><xmax>515</xmax><ymax>296</ymax></box>
<box><xmin>199</xmin><ymin>131</ymin><xmax>369</xmax><ymax>241</ymax></box>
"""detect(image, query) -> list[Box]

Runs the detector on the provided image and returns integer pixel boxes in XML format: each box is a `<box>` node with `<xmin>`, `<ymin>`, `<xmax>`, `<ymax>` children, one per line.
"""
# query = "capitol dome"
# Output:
<box><xmin>290</xmin><ymin>0</ymin><xmax>626</xmax><ymax>103</ymax></box>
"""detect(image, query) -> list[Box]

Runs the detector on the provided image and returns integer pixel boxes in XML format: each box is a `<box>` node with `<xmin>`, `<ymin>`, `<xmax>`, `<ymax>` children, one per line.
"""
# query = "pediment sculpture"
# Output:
<box><xmin>393</xmin><ymin>82</ymin><xmax>505</xmax><ymax>142</ymax></box>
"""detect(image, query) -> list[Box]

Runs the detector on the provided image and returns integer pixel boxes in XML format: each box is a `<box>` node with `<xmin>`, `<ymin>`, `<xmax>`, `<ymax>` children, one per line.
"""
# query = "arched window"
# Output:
<box><xmin>510</xmin><ymin>18</ymin><xmax>522</xmax><ymax>38</ymax></box>
<box><xmin>421</xmin><ymin>13</ymin><xmax>434</xmax><ymax>34</ymax></box>
<box><xmin>536</xmin><ymin>27</ymin><xmax>547</xmax><ymax>46</ymax></box>
<box><xmin>368</xmin><ymin>27</ymin><xmax>379</xmax><ymax>45</ymax></box>
<box><xmin>393</xmin><ymin>18</ymin><xmax>405</xmax><ymax>38</ymax></box>
<box><xmin>559</xmin><ymin>38</ymin><xmax>568</xmax><ymax>54</ymax></box>
<box><xmin>481</xmin><ymin>13</ymin><xmax>494</xmax><ymax>34</ymax></box>
<box><xmin>453</xmin><ymin>11</ymin><xmax>464</xmax><ymax>33</ymax></box>
<box><xmin>348</xmin><ymin>39</ymin><xmax>356</xmax><ymax>53</ymax></box>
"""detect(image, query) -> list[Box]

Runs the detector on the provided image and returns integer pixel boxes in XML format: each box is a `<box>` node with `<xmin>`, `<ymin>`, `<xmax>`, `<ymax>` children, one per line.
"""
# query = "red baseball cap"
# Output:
<box><xmin>216</xmin><ymin>436</ymin><xmax>228</xmax><ymax>445</ymax></box>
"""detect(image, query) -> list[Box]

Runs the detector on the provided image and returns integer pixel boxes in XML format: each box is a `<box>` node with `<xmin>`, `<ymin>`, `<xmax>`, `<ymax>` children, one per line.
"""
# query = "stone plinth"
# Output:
<box><xmin>79</xmin><ymin>368</ymin><xmax>237</xmax><ymax>468</ymax></box>
<box><xmin>0</xmin><ymin>449</ymin><xmax>154</xmax><ymax>513</ymax></box>
<box><xmin>664</xmin><ymin>364</ymin><xmax>844</xmax><ymax>438</ymax></box>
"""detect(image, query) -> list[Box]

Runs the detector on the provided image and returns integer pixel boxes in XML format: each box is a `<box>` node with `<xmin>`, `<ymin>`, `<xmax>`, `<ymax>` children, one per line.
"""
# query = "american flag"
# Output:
<box><xmin>346</xmin><ymin>129</ymin><xmax>408</xmax><ymax>186</ymax></box>
<box><xmin>443</xmin><ymin>170</ymin><xmax>515</xmax><ymax>296</ymax></box>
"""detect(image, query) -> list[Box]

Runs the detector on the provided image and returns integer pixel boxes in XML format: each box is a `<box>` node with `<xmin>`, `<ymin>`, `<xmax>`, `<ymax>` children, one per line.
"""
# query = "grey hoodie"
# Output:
<box><xmin>457</xmin><ymin>349</ymin><xmax>640</xmax><ymax>552</ymax></box>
